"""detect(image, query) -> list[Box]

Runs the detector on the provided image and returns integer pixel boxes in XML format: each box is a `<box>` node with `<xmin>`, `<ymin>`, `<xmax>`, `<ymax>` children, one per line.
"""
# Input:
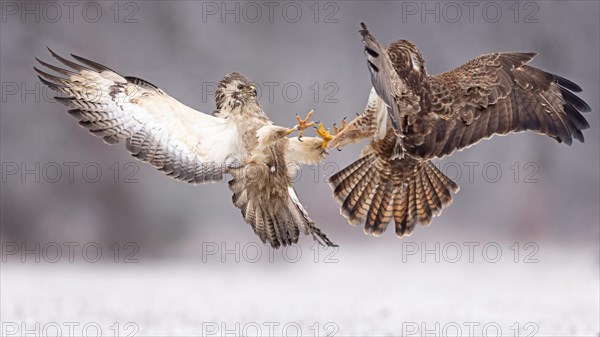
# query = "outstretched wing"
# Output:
<box><xmin>404</xmin><ymin>52</ymin><xmax>591</xmax><ymax>159</ymax></box>
<box><xmin>359</xmin><ymin>22</ymin><xmax>404</xmax><ymax>132</ymax></box>
<box><xmin>35</xmin><ymin>49</ymin><xmax>242</xmax><ymax>184</ymax></box>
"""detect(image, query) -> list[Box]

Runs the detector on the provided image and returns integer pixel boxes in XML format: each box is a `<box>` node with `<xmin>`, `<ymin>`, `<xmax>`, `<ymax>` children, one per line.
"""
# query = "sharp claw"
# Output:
<box><xmin>332</xmin><ymin>117</ymin><xmax>347</xmax><ymax>136</ymax></box>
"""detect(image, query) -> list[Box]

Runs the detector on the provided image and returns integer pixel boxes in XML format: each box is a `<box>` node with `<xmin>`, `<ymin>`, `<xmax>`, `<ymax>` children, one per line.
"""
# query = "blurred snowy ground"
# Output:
<box><xmin>2</xmin><ymin>241</ymin><xmax>598</xmax><ymax>336</ymax></box>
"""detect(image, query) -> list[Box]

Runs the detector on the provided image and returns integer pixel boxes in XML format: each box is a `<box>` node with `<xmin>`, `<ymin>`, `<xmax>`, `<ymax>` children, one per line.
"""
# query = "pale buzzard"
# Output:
<box><xmin>35</xmin><ymin>49</ymin><xmax>336</xmax><ymax>248</ymax></box>
<box><xmin>328</xmin><ymin>23</ymin><xmax>590</xmax><ymax>237</ymax></box>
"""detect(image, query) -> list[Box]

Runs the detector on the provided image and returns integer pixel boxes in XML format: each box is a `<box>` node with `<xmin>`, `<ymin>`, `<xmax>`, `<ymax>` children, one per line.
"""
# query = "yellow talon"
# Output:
<box><xmin>316</xmin><ymin>123</ymin><xmax>334</xmax><ymax>148</ymax></box>
<box><xmin>295</xmin><ymin>109</ymin><xmax>316</xmax><ymax>141</ymax></box>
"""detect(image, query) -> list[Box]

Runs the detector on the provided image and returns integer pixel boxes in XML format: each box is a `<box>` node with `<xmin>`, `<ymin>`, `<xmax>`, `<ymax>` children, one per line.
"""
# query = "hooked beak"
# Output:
<box><xmin>244</xmin><ymin>85</ymin><xmax>257</xmax><ymax>97</ymax></box>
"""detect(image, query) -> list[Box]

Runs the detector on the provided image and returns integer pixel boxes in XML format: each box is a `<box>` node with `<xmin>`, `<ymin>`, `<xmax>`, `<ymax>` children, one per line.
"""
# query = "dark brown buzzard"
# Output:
<box><xmin>328</xmin><ymin>23</ymin><xmax>591</xmax><ymax>237</ymax></box>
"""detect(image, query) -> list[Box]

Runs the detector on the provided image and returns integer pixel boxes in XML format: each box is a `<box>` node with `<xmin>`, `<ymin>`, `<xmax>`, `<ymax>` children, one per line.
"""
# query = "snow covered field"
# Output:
<box><xmin>1</xmin><ymin>242</ymin><xmax>597</xmax><ymax>336</ymax></box>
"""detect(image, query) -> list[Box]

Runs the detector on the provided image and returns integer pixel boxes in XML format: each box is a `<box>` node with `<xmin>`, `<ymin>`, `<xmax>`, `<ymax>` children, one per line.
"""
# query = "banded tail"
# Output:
<box><xmin>229</xmin><ymin>166</ymin><xmax>337</xmax><ymax>248</ymax></box>
<box><xmin>329</xmin><ymin>154</ymin><xmax>459</xmax><ymax>237</ymax></box>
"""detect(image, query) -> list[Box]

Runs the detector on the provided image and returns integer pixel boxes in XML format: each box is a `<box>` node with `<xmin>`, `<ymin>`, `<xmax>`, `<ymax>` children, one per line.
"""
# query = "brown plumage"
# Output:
<box><xmin>328</xmin><ymin>23</ymin><xmax>590</xmax><ymax>238</ymax></box>
<box><xmin>35</xmin><ymin>48</ymin><xmax>335</xmax><ymax>248</ymax></box>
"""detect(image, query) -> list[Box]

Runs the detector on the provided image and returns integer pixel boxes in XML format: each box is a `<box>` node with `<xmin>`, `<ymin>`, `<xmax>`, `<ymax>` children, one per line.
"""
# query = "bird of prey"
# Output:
<box><xmin>34</xmin><ymin>48</ymin><xmax>337</xmax><ymax>248</ymax></box>
<box><xmin>328</xmin><ymin>23</ymin><xmax>591</xmax><ymax>238</ymax></box>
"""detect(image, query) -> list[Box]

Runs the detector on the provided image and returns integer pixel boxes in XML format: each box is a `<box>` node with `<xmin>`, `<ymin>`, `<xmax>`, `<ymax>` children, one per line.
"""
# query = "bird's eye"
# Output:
<box><xmin>237</xmin><ymin>84</ymin><xmax>244</xmax><ymax>90</ymax></box>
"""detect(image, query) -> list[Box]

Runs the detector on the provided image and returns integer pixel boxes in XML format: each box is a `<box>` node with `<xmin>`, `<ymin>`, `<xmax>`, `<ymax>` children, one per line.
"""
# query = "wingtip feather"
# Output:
<box><xmin>70</xmin><ymin>53</ymin><xmax>113</xmax><ymax>72</ymax></box>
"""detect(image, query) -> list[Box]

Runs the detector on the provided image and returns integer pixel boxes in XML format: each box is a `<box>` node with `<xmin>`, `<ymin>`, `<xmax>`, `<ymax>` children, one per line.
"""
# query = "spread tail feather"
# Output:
<box><xmin>230</xmin><ymin>171</ymin><xmax>337</xmax><ymax>248</ymax></box>
<box><xmin>329</xmin><ymin>155</ymin><xmax>459</xmax><ymax>237</ymax></box>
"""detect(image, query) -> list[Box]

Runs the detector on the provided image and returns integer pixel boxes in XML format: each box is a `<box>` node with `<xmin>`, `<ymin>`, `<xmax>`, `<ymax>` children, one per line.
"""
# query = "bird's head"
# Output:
<box><xmin>387</xmin><ymin>40</ymin><xmax>427</xmax><ymax>79</ymax></box>
<box><xmin>215</xmin><ymin>72</ymin><xmax>258</xmax><ymax>112</ymax></box>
